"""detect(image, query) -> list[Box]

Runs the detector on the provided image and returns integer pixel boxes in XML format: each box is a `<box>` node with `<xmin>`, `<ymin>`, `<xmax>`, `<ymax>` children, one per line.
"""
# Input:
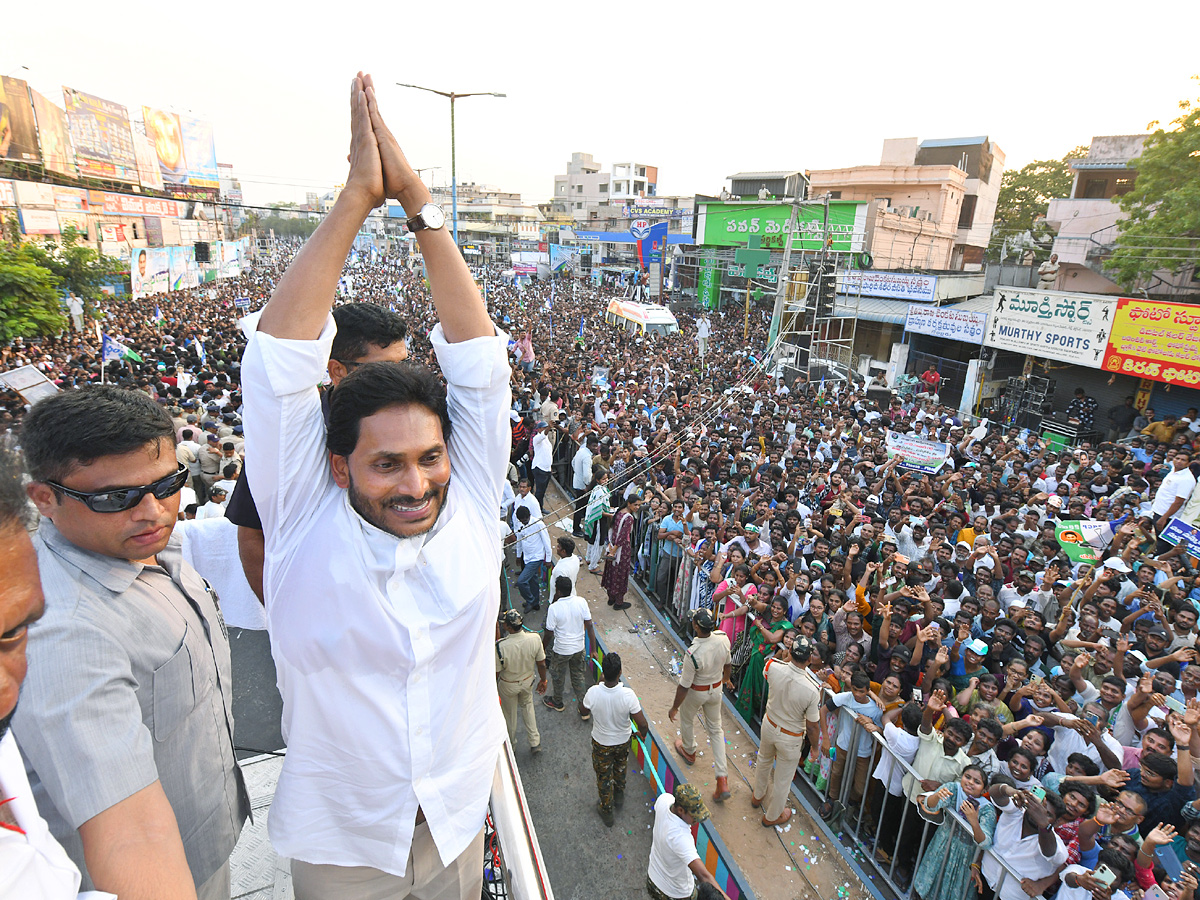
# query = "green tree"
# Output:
<box><xmin>989</xmin><ymin>146</ymin><xmax>1088</xmax><ymax>261</ymax></box>
<box><xmin>1106</xmin><ymin>82</ymin><xmax>1200</xmax><ymax>291</ymax></box>
<box><xmin>23</xmin><ymin>226</ymin><xmax>122</xmax><ymax>308</ymax></box>
<box><xmin>0</xmin><ymin>242</ymin><xmax>68</xmax><ymax>342</ymax></box>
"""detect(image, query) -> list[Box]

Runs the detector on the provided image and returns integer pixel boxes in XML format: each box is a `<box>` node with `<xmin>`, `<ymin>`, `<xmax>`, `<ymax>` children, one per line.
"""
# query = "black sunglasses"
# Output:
<box><xmin>47</xmin><ymin>464</ymin><xmax>189</xmax><ymax>513</ymax></box>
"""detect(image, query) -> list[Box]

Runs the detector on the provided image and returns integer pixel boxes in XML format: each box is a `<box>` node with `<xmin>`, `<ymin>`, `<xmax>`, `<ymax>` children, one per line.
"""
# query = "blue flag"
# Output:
<box><xmin>153</xmin><ymin>304</ymin><xmax>163</xmax><ymax>322</ymax></box>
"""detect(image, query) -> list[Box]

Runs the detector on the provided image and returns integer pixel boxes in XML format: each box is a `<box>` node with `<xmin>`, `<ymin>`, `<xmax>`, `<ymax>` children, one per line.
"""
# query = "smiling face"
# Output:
<box><xmin>27</xmin><ymin>437</ymin><xmax>180</xmax><ymax>562</ymax></box>
<box><xmin>330</xmin><ymin>403</ymin><xmax>451</xmax><ymax>539</ymax></box>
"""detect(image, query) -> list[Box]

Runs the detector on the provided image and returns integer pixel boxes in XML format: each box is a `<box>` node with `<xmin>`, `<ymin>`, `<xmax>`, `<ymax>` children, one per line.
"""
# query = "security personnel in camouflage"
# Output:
<box><xmin>496</xmin><ymin>609</ymin><xmax>548</xmax><ymax>753</ymax></box>
<box><xmin>668</xmin><ymin>608</ymin><xmax>733</xmax><ymax>801</ymax></box>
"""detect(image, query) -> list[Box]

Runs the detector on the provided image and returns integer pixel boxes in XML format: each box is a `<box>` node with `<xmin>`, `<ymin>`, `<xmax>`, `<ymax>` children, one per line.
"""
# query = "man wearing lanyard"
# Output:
<box><xmin>242</xmin><ymin>73</ymin><xmax>508</xmax><ymax>898</ymax></box>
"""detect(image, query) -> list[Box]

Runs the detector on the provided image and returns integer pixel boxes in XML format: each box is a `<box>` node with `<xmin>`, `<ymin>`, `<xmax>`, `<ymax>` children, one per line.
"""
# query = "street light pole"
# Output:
<box><xmin>396</xmin><ymin>83</ymin><xmax>506</xmax><ymax>249</ymax></box>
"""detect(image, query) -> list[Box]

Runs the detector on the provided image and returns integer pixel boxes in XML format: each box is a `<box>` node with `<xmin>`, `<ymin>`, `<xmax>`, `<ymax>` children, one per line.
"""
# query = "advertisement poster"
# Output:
<box><xmin>549</xmin><ymin>244</ymin><xmax>583</xmax><ymax>272</ymax></box>
<box><xmin>842</xmin><ymin>270</ymin><xmax>937</xmax><ymax>302</ymax></box>
<box><xmin>699</xmin><ymin>255</ymin><xmax>722</xmax><ymax>310</ymax></box>
<box><xmin>1102</xmin><ymin>298</ymin><xmax>1200</xmax><ymax>387</ymax></box>
<box><xmin>218</xmin><ymin>241</ymin><xmax>242</xmax><ymax>279</ymax></box>
<box><xmin>132</xmin><ymin>131</ymin><xmax>165</xmax><ymax>192</ymax></box>
<box><xmin>142</xmin><ymin>107</ymin><xmax>188</xmax><ymax>184</ymax></box>
<box><xmin>18</xmin><ymin>209</ymin><xmax>59</xmax><ymax>235</ymax></box>
<box><xmin>694</xmin><ymin>200</ymin><xmax>867</xmax><ymax>253</ymax></box>
<box><xmin>30</xmin><ymin>89</ymin><xmax>74</xmax><ymax>176</ymax></box>
<box><xmin>0</xmin><ymin>76</ymin><xmax>40</xmax><ymax>163</ymax></box>
<box><xmin>905</xmin><ymin>306</ymin><xmax>989</xmax><ymax>345</ymax></box>
<box><xmin>131</xmin><ymin>247</ymin><xmax>170</xmax><ymax>299</ymax></box>
<box><xmin>1161</xmin><ymin>517</ymin><xmax>1200</xmax><ymax>564</ymax></box>
<box><xmin>63</xmin><ymin>87</ymin><xmax>138</xmax><ymax>182</ymax></box>
<box><xmin>884</xmin><ymin>430</ymin><xmax>950</xmax><ymax>474</ymax></box>
<box><xmin>179</xmin><ymin>116</ymin><xmax>219</xmax><ymax>189</ymax></box>
<box><xmin>984</xmin><ymin>288</ymin><xmax>1116</xmax><ymax>367</ymax></box>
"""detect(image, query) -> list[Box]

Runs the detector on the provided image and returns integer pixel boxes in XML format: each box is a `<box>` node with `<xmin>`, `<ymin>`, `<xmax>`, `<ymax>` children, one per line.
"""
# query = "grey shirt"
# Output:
<box><xmin>12</xmin><ymin>519</ymin><xmax>248</xmax><ymax>890</ymax></box>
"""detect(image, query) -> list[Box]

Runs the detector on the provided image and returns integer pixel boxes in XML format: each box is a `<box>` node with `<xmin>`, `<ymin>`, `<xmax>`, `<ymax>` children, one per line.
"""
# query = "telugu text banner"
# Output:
<box><xmin>1102</xmin><ymin>298</ymin><xmax>1200</xmax><ymax>387</ymax></box>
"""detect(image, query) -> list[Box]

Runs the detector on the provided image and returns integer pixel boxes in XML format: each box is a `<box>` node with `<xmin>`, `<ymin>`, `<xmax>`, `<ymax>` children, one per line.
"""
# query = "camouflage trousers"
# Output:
<box><xmin>646</xmin><ymin>876</ymin><xmax>698</xmax><ymax>900</ymax></box>
<box><xmin>591</xmin><ymin>737</ymin><xmax>630</xmax><ymax>812</ymax></box>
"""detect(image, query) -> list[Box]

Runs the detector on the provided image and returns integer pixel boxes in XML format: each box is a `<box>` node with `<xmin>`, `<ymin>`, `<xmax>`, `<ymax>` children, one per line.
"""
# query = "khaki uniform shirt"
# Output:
<box><xmin>761</xmin><ymin>658</ymin><xmax>822</xmax><ymax>734</ymax></box>
<box><xmin>496</xmin><ymin>630</ymin><xmax>545</xmax><ymax>683</ymax></box>
<box><xmin>680</xmin><ymin>632</ymin><xmax>731</xmax><ymax>689</ymax></box>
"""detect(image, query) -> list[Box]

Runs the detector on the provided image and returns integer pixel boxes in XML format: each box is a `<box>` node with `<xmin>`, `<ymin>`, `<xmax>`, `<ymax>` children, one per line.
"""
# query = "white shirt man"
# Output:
<box><xmin>530</xmin><ymin>427</ymin><xmax>553</xmax><ymax>475</ymax></box>
<box><xmin>241</xmin><ymin>107</ymin><xmax>510</xmax><ymax>895</ymax></box>
<box><xmin>544</xmin><ymin>593</ymin><xmax>591</xmax><ymax>656</ymax></box>
<box><xmin>1152</xmin><ymin>457</ymin><xmax>1197</xmax><ymax>523</ymax></box>
<box><xmin>510</xmin><ymin>483</ymin><xmax>541</xmax><ymax>533</ymax></box>
<box><xmin>572</xmin><ymin>441</ymin><xmax>595</xmax><ymax>494</ymax></box>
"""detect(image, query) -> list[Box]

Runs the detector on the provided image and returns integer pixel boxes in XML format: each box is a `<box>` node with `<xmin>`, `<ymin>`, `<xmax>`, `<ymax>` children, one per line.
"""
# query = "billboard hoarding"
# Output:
<box><xmin>19</xmin><ymin>209</ymin><xmax>60</xmax><ymax>234</ymax></box>
<box><xmin>983</xmin><ymin>288</ymin><xmax>1116</xmax><ymax>368</ymax></box>
<box><xmin>30</xmin><ymin>89</ymin><xmax>74</xmax><ymax>176</ymax></box>
<box><xmin>179</xmin><ymin>115</ymin><xmax>218</xmax><ymax>189</ymax></box>
<box><xmin>905</xmin><ymin>305</ymin><xmax>989</xmax><ymax>345</ymax></box>
<box><xmin>132</xmin><ymin>130</ymin><xmax>165</xmax><ymax>192</ymax></box>
<box><xmin>64</xmin><ymin>87</ymin><xmax>138</xmax><ymax>182</ymax></box>
<box><xmin>0</xmin><ymin>77</ymin><xmax>40</xmax><ymax>163</ymax></box>
<box><xmin>1102</xmin><ymin>298</ymin><xmax>1200</xmax><ymax>387</ymax></box>
<box><xmin>142</xmin><ymin>107</ymin><xmax>188</xmax><ymax>184</ymax></box>
<box><xmin>695</xmin><ymin>201</ymin><xmax>867</xmax><ymax>253</ymax></box>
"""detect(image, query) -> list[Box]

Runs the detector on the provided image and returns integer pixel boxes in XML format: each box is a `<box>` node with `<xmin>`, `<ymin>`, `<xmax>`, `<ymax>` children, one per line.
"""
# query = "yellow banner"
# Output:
<box><xmin>1102</xmin><ymin>297</ymin><xmax>1200</xmax><ymax>386</ymax></box>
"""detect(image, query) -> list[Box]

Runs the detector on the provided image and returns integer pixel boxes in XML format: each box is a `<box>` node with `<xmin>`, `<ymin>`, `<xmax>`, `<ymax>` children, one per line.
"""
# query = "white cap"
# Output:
<box><xmin>1101</xmin><ymin>557</ymin><xmax>1131</xmax><ymax>573</ymax></box>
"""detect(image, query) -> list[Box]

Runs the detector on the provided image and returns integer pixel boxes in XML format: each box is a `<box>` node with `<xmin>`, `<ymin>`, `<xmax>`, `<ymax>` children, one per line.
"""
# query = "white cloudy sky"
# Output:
<box><xmin>7</xmin><ymin>1</ymin><xmax>1195</xmax><ymax>209</ymax></box>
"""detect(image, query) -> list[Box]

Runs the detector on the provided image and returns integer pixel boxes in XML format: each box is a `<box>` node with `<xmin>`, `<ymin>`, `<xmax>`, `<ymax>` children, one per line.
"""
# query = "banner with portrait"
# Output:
<box><xmin>30</xmin><ymin>89</ymin><xmax>75</xmax><ymax>176</ymax></box>
<box><xmin>130</xmin><ymin>247</ymin><xmax>170</xmax><ymax>299</ymax></box>
<box><xmin>142</xmin><ymin>107</ymin><xmax>188</xmax><ymax>185</ymax></box>
<box><xmin>0</xmin><ymin>76</ymin><xmax>40</xmax><ymax>163</ymax></box>
<box><xmin>132</xmin><ymin>130</ymin><xmax>165</xmax><ymax>192</ymax></box>
<box><xmin>884</xmin><ymin>430</ymin><xmax>950</xmax><ymax>475</ymax></box>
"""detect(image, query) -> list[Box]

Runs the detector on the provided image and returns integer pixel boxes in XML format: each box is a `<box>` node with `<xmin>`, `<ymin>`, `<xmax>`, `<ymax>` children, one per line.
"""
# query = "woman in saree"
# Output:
<box><xmin>686</xmin><ymin>524</ymin><xmax>720</xmax><ymax>612</ymax></box>
<box><xmin>583</xmin><ymin>469</ymin><xmax>614</xmax><ymax>572</ymax></box>
<box><xmin>714</xmin><ymin>561</ymin><xmax>756</xmax><ymax>646</ymax></box>
<box><xmin>601</xmin><ymin>492</ymin><xmax>641</xmax><ymax>610</ymax></box>
<box><xmin>734</xmin><ymin>596</ymin><xmax>794</xmax><ymax>721</ymax></box>
<box><xmin>912</xmin><ymin>765</ymin><xmax>996</xmax><ymax>900</ymax></box>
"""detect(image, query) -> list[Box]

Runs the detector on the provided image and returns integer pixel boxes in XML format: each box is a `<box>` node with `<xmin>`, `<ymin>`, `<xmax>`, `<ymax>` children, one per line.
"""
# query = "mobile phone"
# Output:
<box><xmin>1092</xmin><ymin>864</ymin><xmax>1117</xmax><ymax>888</ymax></box>
<box><xmin>1029</xmin><ymin>786</ymin><xmax>1046</xmax><ymax>801</ymax></box>
<box><xmin>1084</xmin><ymin>711</ymin><xmax>1101</xmax><ymax>728</ymax></box>
<box><xmin>1155</xmin><ymin>843</ymin><xmax>1183</xmax><ymax>881</ymax></box>
<box><xmin>1165</xmin><ymin>695</ymin><xmax>1187</xmax><ymax>714</ymax></box>
<box><xmin>1141</xmin><ymin>887</ymin><xmax>1169</xmax><ymax>900</ymax></box>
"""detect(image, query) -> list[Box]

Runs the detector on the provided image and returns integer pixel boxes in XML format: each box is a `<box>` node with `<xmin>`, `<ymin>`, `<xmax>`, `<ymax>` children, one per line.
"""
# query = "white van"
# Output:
<box><xmin>604</xmin><ymin>299</ymin><xmax>679</xmax><ymax>338</ymax></box>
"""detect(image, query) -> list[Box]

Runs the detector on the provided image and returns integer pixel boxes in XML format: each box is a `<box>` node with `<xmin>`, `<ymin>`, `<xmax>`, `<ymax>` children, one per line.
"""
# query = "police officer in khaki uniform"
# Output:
<box><xmin>751</xmin><ymin>636</ymin><xmax>821</xmax><ymax>827</ymax></box>
<box><xmin>668</xmin><ymin>608</ymin><xmax>733</xmax><ymax>802</ymax></box>
<box><xmin>496</xmin><ymin>609</ymin><xmax>548</xmax><ymax>753</ymax></box>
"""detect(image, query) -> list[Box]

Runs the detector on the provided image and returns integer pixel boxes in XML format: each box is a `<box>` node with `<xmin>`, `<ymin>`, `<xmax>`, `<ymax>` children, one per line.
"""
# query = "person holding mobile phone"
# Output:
<box><xmin>981</xmin><ymin>784</ymin><xmax>1068</xmax><ymax>900</ymax></box>
<box><xmin>1056</xmin><ymin>848</ymin><xmax>1136</xmax><ymax>900</ymax></box>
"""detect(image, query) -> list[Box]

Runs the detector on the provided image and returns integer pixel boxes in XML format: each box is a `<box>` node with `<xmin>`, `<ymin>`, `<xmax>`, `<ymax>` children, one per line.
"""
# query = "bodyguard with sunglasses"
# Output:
<box><xmin>13</xmin><ymin>385</ymin><xmax>249</xmax><ymax>900</ymax></box>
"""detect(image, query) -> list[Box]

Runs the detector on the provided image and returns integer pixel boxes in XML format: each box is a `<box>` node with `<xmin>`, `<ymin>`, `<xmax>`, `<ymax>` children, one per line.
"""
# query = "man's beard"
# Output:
<box><xmin>347</xmin><ymin>474</ymin><xmax>450</xmax><ymax>540</ymax></box>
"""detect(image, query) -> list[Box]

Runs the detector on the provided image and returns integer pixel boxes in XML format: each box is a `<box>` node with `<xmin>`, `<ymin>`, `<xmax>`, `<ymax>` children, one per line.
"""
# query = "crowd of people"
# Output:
<box><xmin>2</xmin><ymin>124</ymin><xmax>1200</xmax><ymax>900</ymax></box>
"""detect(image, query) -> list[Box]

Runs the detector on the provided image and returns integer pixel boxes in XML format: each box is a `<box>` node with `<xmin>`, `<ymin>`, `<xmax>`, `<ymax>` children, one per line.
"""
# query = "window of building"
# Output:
<box><xmin>958</xmin><ymin>194</ymin><xmax>977</xmax><ymax>228</ymax></box>
<box><xmin>634</xmin><ymin>181</ymin><xmax>644</xmax><ymax>193</ymax></box>
<box><xmin>614</xmin><ymin>182</ymin><xmax>624</xmax><ymax>193</ymax></box>
<box><xmin>576</xmin><ymin>184</ymin><xmax>583</xmax><ymax>193</ymax></box>
<box><xmin>637</xmin><ymin>167</ymin><xmax>646</xmax><ymax>177</ymax></box>
<box><xmin>829</xmin><ymin>191</ymin><xmax>841</xmax><ymax>199</ymax></box>
<box><xmin>1083</xmin><ymin>178</ymin><xmax>1108</xmax><ymax>199</ymax></box>
<box><xmin>599</xmin><ymin>183</ymin><xmax>608</xmax><ymax>192</ymax></box>
<box><xmin>558</xmin><ymin>184</ymin><xmax>565</xmax><ymax>194</ymax></box>
<box><xmin>575</xmin><ymin>202</ymin><xmax>583</xmax><ymax>210</ymax></box>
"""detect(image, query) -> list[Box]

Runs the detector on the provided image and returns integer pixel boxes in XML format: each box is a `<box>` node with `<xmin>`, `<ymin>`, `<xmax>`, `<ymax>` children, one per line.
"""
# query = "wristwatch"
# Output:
<box><xmin>406</xmin><ymin>203</ymin><xmax>446</xmax><ymax>233</ymax></box>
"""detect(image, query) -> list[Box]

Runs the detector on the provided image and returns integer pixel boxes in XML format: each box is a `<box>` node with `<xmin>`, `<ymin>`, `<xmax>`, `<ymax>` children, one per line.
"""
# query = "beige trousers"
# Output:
<box><xmin>677</xmin><ymin>686</ymin><xmax>728</xmax><ymax>777</ymax></box>
<box><xmin>291</xmin><ymin>823</ymin><xmax>485</xmax><ymax>900</ymax></box>
<box><xmin>498</xmin><ymin>675</ymin><xmax>541</xmax><ymax>748</ymax></box>
<box><xmin>753</xmin><ymin>717</ymin><xmax>804</xmax><ymax>821</ymax></box>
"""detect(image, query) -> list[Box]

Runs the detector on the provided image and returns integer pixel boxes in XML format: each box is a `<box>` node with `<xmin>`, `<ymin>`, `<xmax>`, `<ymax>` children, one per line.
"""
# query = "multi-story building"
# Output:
<box><xmin>807</xmin><ymin>136</ymin><xmax>1005</xmax><ymax>271</ymax></box>
<box><xmin>551</xmin><ymin>153</ymin><xmax>657</xmax><ymax>223</ymax></box>
<box><xmin>1043</xmin><ymin>134</ymin><xmax>1164</xmax><ymax>295</ymax></box>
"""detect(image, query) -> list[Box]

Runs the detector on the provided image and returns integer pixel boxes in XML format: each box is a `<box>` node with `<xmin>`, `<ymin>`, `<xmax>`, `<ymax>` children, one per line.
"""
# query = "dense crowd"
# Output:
<box><xmin>5</xmin><ymin>246</ymin><xmax>1200</xmax><ymax>900</ymax></box>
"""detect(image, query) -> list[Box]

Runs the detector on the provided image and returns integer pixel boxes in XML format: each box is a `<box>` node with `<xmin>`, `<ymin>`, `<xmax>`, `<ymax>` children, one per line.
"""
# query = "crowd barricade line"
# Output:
<box><xmin>547</xmin><ymin>440</ymin><xmax>1029</xmax><ymax>900</ymax></box>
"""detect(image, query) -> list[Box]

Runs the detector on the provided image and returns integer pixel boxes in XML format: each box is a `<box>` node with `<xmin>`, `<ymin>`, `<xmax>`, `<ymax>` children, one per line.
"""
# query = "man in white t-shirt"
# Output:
<box><xmin>195</xmin><ymin>486</ymin><xmax>229</xmax><ymax>520</ymax></box>
<box><xmin>582</xmin><ymin>652</ymin><xmax>649</xmax><ymax>827</ymax></box>
<box><xmin>647</xmin><ymin>785</ymin><xmax>727</xmax><ymax>900</ymax></box>
<box><xmin>550</xmin><ymin>536</ymin><xmax>581</xmax><ymax>594</ymax></box>
<box><xmin>542</xmin><ymin>577</ymin><xmax>596</xmax><ymax>717</ymax></box>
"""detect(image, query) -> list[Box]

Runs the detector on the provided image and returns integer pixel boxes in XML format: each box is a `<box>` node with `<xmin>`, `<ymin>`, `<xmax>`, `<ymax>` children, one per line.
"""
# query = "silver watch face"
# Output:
<box><xmin>420</xmin><ymin>204</ymin><xmax>446</xmax><ymax>230</ymax></box>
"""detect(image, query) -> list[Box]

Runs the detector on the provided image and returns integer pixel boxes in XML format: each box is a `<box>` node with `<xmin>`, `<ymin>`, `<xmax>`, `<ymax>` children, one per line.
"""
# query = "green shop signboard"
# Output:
<box><xmin>695</xmin><ymin>200</ymin><xmax>867</xmax><ymax>252</ymax></box>
<box><xmin>699</xmin><ymin>256</ymin><xmax>722</xmax><ymax>310</ymax></box>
